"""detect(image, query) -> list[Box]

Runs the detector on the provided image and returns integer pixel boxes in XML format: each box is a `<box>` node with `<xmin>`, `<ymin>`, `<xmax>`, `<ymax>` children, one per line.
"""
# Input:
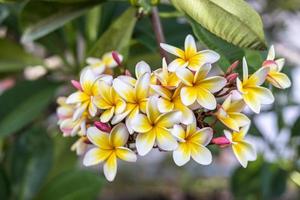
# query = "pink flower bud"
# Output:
<box><xmin>125</xmin><ymin>69</ymin><xmax>132</xmax><ymax>76</ymax></box>
<box><xmin>112</xmin><ymin>51</ymin><xmax>122</xmax><ymax>66</ymax></box>
<box><xmin>211</xmin><ymin>136</ymin><xmax>231</xmax><ymax>147</ymax></box>
<box><xmin>71</xmin><ymin>80</ymin><xmax>82</xmax><ymax>91</ymax></box>
<box><xmin>94</xmin><ymin>121</ymin><xmax>111</xmax><ymax>133</ymax></box>
<box><xmin>226</xmin><ymin>73</ymin><xmax>239</xmax><ymax>82</ymax></box>
<box><xmin>226</xmin><ymin>61</ymin><xmax>239</xmax><ymax>74</ymax></box>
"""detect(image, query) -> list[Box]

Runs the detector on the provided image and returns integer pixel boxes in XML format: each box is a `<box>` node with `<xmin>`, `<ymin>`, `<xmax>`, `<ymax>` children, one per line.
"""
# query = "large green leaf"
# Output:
<box><xmin>0</xmin><ymin>38</ymin><xmax>43</xmax><ymax>73</ymax></box>
<box><xmin>88</xmin><ymin>7</ymin><xmax>137</xmax><ymax>58</ymax></box>
<box><xmin>7</xmin><ymin>126</ymin><xmax>53</xmax><ymax>200</ymax></box>
<box><xmin>38</xmin><ymin>169</ymin><xmax>104</xmax><ymax>200</ymax></box>
<box><xmin>171</xmin><ymin>0</ymin><xmax>267</xmax><ymax>50</ymax></box>
<box><xmin>20</xmin><ymin>1</ymin><xmax>103</xmax><ymax>43</ymax></box>
<box><xmin>0</xmin><ymin>165</ymin><xmax>10</xmax><ymax>200</ymax></box>
<box><xmin>0</xmin><ymin>79</ymin><xmax>59</xmax><ymax>138</ymax></box>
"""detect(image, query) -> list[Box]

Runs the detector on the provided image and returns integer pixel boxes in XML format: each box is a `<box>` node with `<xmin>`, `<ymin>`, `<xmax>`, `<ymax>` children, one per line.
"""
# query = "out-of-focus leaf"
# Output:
<box><xmin>88</xmin><ymin>7</ymin><xmax>137</xmax><ymax>58</ymax></box>
<box><xmin>38</xmin><ymin>169</ymin><xmax>104</xmax><ymax>200</ymax></box>
<box><xmin>0</xmin><ymin>5</ymin><xmax>9</xmax><ymax>24</ymax></box>
<box><xmin>0</xmin><ymin>38</ymin><xmax>43</xmax><ymax>73</ymax></box>
<box><xmin>0</xmin><ymin>79</ymin><xmax>59</xmax><ymax>138</ymax></box>
<box><xmin>0</xmin><ymin>165</ymin><xmax>10</xmax><ymax>200</ymax></box>
<box><xmin>291</xmin><ymin>116</ymin><xmax>300</xmax><ymax>137</ymax></box>
<box><xmin>189</xmin><ymin>17</ymin><xmax>244</xmax><ymax>71</ymax></box>
<box><xmin>171</xmin><ymin>0</ymin><xmax>267</xmax><ymax>50</ymax></box>
<box><xmin>85</xmin><ymin>5</ymin><xmax>101</xmax><ymax>43</ymax></box>
<box><xmin>7</xmin><ymin>126</ymin><xmax>53</xmax><ymax>200</ymax></box>
<box><xmin>20</xmin><ymin>1</ymin><xmax>103</xmax><ymax>43</ymax></box>
<box><xmin>231</xmin><ymin>157</ymin><xmax>288</xmax><ymax>199</ymax></box>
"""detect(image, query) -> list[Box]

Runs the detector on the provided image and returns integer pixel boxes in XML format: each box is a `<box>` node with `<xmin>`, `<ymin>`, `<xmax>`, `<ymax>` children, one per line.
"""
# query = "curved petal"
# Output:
<box><xmin>80</xmin><ymin>69</ymin><xmax>97</xmax><ymax>93</ymax></box>
<box><xmin>156</xmin><ymin>127</ymin><xmax>178</xmax><ymax>151</ymax></box>
<box><xmin>196</xmin><ymin>88</ymin><xmax>216</xmax><ymax>110</ymax></box>
<box><xmin>184</xmin><ymin>34</ymin><xmax>197</xmax><ymax>56</ymax></box>
<box><xmin>224</xmin><ymin>130</ymin><xmax>233</xmax><ymax>143</ymax></box>
<box><xmin>115</xmin><ymin>147</ymin><xmax>137</xmax><ymax>162</ymax></box>
<box><xmin>87</xmin><ymin>127</ymin><xmax>111</xmax><ymax>149</ymax></box>
<box><xmin>88</xmin><ymin>101</ymin><xmax>97</xmax><ymax>117</ymax></box>
<box><xmin>100</xmin><ymin>108</ymin><xmax>115</xmax><ymax>123</ymax></box>
<box><xmin>150</xmin><ymin>85</ymin><xmax>172</xmax><ymax>100</ymax></box>
<box><xmin>229</xmin><ymin>113</ymin><xmax>250</xmax><ymax>127</ymax></box>
<box><xmin>267</xmin><ymin>72</ymin><xmax>291</xmax><ymax>89</ymax></box>
<box><xmin>251</xmin><ymin>86</ymin><xmax>274</xmax><ymax>104</ymax></box>
<box><xmin>242</xmin><ymin>57</ymin><xmax>249</xmax><ymax>81</ymax></box>
<box><xmin>190</xmin><ymin>127</ymin><xmax>213</xmax><ymax>146</ymax></box>
<box><xmin>113</xmin><ymin>78</ymin><xmax>135</xmax><ymax>103</ymax></box>
<box><xmin>130</xmin><ymin>114</ymin><xmax>152</xmax><ymax>133</ymax></box>
<box><xmin>194</xmin><ymin>64</ymin><xmax>211</xmax><ymax>83</ymax></box>
<box><xmin>173</xmin><ymin>143</ymin><xmax>191</xmax><ymax>166</ymax></box>
<box><xmin>197</xmin><ymin>76</ymin><xmax>227</xmax><ymax>93</ymax></box>
<box><xmin>115</xmin><ymin>99</ymin><xmax>126</xmax><ymax>114</ymax></box>
<box><xmin>174</xmin><ymin>100</ymin><xmax>194</xmax><ymax>125</ymax></box>
<box><xmin>180</xmin><ymin>86</ymin><xmax>197</xmax><ymax>106</ymax></box>
<box><xmin>232</xmin><ymin>141</ymin><xmax>257</xmax><ymax>168</ymax></box>
<box><xmin>188</xmin><ymin>50</ymin><xmax>219</xmax><ymax>71</ymax></box>
<box><xmin>157</xmin><ymin>98</ymin><xmax>174</xmax><ymax>113</ymax></box>
<box><xmin>135</xmin><ymin>72</ymin><xmax>150</xmax><ymax>100</ymax></box>
<box><xmin>136</xmin><ymin>129</ymin><xmax>156</xmax><ymax>156</ymax></box>
<box><xmin>267</xmin><ymin>45</ymin><xmax>275</xmax><ymax>60</ymax></box>
<box><xmin>109</xmin><ymin>123</ymin><xmax>129</xmax><ymax>147</ymax></box>
<box><xmin>218</xmin><ymin>116</ymin><xmax>240</xmax><ymax>132</ymax></box>
<box><xmin>190</xmin><ymin>144</ymin><xmax>212</xmax><ymax>165</ymax></box>
<box><xmin>103</xmin><ymin>153</ymin><xmax>117</xmax><ymax>182</ymax></box>
<box><xmin>168</xmin><ymin>58</ymin><xmax>188</xmax><ymax>72</ymax></box>
<box><xmin>275</xmin><ymin>58</ymin><xmax>285</xmax><ymax>72</ymax></box>
<box><xmin>66</xmin><ymin>92</ymin><xmax>89</xmax><ymax>104</ymax></box>
<box><xmin>135</xmin><ymin>61</ymin><xmax>151</xmax><ymax>79</ymax></box>
<box><xmin>247</xmin><ymin>67</ymin><xmax>269</xmax><ymax>86</ymax></box>
<box><xmin>156</xmin><ymin>111</ymin><xmax>181</xmax><ymax>128</ymax></box>
<box><xmin>160</xmin><ymin>43</ymin><xmax>184</xmax><ymax>57</ymax></box>
<box><xmin>243</xmin><ymin>91</ymin><xmax>261</xmax><ymax>114</ymax></box>
<box><xmin>83</xmin><ymin>148</ymin><xmax>112</xmax><ymax>166</ymax></box>
<box><xmin>175</xmin><ymin>67</ymin><xmax>194</xmax><ymax>86</ymax></box>
<box><xmin>172</xmin><ymin>124</ymin><xmax>186</xmax><ymax>141</ymax></box>
<box><xmin>147</xmin><ymin>96</ymin><xmax>161</xmax><ymax>123</ymax></box>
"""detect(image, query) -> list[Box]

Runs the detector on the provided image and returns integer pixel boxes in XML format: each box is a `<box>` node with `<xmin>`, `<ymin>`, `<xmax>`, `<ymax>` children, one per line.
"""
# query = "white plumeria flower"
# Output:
<box><xmin>130</xmin><ymin>96</ymin><xmax>181</xmax><ymax>156</ymax></box>
<box><xmin>172</xmin><ymin>120</ymin><xmax>213</xmax><ymax>166</ymax></box>
<box><xmin>224</xmin><ymin>125</ymin><xmax>257</xmax><ymax>168</ymax></box>
<box><xmin>154</xmin><ymin>58</ymin><xmax>180</xmax><ymax>89</ymax></box>
<box><xmin>236</xmin><ymin>57</ymin><xmax>274</xmax><ymax>113</ymax></box>
<box><xmin>83</xmin><ymin>123</ymin><xmax>137</xmax><ymax>182</ymax></box>
<box><xmin>160</xmin><ymin>34</ymin><xmax>220</xmax><ymax>72</ymax></box>
<box><xmin>56</xmin><ymin>97</ymin><xmax>74</xmax><ymax>124</ymax></box>
<box><xmin>176</xmin><ymin>64</ymin><xmax>227</xmax><ymax>110</ymax></box>
<box><xmin>71</xmin><ymin>136</ymin><xmax>89</xmax><ymax>155</ymax></box>
<box><xmin>151</xmin><ymin>85</ymin><xmax>194</xmax><ymax>125</ymax></box>
<box><xmin>263</xmin><ymin>46</ymin><xmax>291</xmax><ymax>89</ymax></box>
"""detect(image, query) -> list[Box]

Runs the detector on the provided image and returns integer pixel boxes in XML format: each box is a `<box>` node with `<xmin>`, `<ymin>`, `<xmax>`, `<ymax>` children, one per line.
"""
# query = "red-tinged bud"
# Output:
<box><xmin>112</xmin><ymin>51</ymin><xmax>122</xmax><ymax>66</ymax></box>
<box><xmin>94</xmin><ymin>121</ymin><xmax>111</xmax><ymax>133</ymax></box>
<box><xmin>226</xmin><ymin>73</ymin><xmax>239</xmax><ymax>82</ymax></box>
<box><xmin>211</xmin><ymin>136</ymin><xmax>231</xmax><ymax>147</ymax></box>
<box><xmin>226</xmin><ymin>60</ymin><xmax>239</xmax><ymax>74</ymax></box>
<box><xmin>125</xmin><ymin>69</ymin><xmax>132</xmax><ymax>76</ymax></box>
<box><xmin>71</xmin><ymin>80</ymin><xmax>82</xmax><ymax>91</ymax></box>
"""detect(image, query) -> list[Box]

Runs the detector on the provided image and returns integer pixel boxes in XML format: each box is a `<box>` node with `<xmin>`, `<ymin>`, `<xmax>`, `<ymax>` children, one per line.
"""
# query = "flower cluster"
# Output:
<box><xmin>56</xmin><ymin>35</ymin><xmax>291</xmax><ymax>181</ymax></box>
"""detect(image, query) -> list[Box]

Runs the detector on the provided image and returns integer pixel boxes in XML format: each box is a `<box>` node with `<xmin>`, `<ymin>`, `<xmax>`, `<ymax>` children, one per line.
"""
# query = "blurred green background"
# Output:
<box><xmin>0</xmin><ymin>0</ymin><xmax>300</xmax><ymax>199</ymax></box>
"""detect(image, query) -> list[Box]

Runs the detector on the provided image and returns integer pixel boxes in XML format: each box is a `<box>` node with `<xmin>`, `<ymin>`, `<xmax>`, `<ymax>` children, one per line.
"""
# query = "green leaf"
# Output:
<box><xmin>20</xmin><ymin>1</ymin><xmax>103</xmax><ymax>43</ymax></box>
<box><xmin>171</xmin><ymin>0</ymin><xmax>267</xmax><ymax>50</ymax></box>
<box><xmin>189</xmin><ymin>17</ymin><xmax>244</xmax><ymax>71</ymax></box>
<box><xmin>291</xmin><ymin>116</ymin><xmax>300</xmax><ymax>137</ymax></box>
<box><xmin>38</xmin><ymin>169</ymin><xmax>104</xmax><ymax>200</ymax></box>
<box><xmin>0</xmin><ymin>165</ymin><xmax>10</xmax><ymax>200</ymax></box>
<box><xmin>88</xmin><ymin>7</ymin><xmax>137</xmax><ymax>58</ymax></box>
<box><xmin>0</xmin><ymin>79</ymin><xmax>59</xmax><ymax>138</ymax></box>
<box><xmin>0</xmin><ymin>38</ymin><xmax>43</xmax><ymax>73</ymax></box>
<box><xmin>7</xmin><ymin>126</ymin><xmax>53</xmax><ymax>200</ymax></box>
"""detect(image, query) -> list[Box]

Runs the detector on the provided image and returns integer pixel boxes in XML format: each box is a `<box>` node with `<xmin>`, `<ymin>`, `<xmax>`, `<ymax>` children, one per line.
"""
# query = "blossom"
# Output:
<box><xmin>172</xmin><ymin>120</ymin><xmax>213</xmax><ymax>166</ymax></box>
<box><xmin>94</xmin><ymin>80</ymin><xmax>126</xmax><ymax>123</ymax></box>
<box><xmin>151</xmin><ymin>85</ymin><xmax>194</xmax><ymax>125</ymax></box>
<box><xmin>224</xmin><ymin>125</ymin><xmax>257</xmax><ymax>168</ymax></box>
<box><xmin>57</xmin><ymin>97</ymin><xmax>74</xmax><ymax>124</ymax></box>
<box><xmin>131</xmin><ymin>96</ymin><xmax>181</xmax><ymax>156</ymax></box>
<box><xmin>176</xmin><ymin>64</ymin><xmax>227</xmax><ymax>110</ymax></box>
<box><xmin>160</xmin><ymin>34</ymin><xmax>219</xmax><ymax>72</ymax></box>
<box><xmin>71</xmin><ymin>136</ymin><xmax>89</xmax><ymax>155</ymax></box>
<box><xmin>154</xmin><ymin>58</ymin><xmax>180</xmax><ymax>89</ymax></box>
<box><xmin>216</xmin><ymin>95</ymin><xmax>250</xmax><ymax>131</ymax></box>
<box><xmin>86</xmin><ymin>51</ymin><xmax>123</xmax><ymax>75</ymax></box>
<box><xmin>236</xmin><ymin>58</ymin><xmax>274</xmax><ymax>113</ymax></box>
<box><xmin>262</xmin><ymin>46</ymin><xmax>291</xmax><ymax>89</ymax></box>
<box><xmin>83</xmin><ymin>123</ymin><xmax>137</xmax><ymax>181</ymax></box>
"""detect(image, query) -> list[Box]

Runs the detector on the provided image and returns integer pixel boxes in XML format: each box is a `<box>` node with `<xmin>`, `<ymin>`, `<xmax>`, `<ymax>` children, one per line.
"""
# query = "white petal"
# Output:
<box><xmin>136</xmin><ymin>130</ymin><xmax>156</xmax><ymax>156</ymax></box>
<box><xmin>156</xmin><ymin>127</ymin><xmax>178</xmax><ymax>151</ymax></box>
<box><xmin>116</xmin><ymin>147</ymin><xmax>137</xmax><ymax>162</ymax></box>
<box><xmin>135</xmin><ymin>61</ymin><xmax>151</xmax><ymax>79</ymax></box>
<box><xmin>83</xmin><ymin>148</ymin><xmax>111</xmax><ymax>166</ymax></box>
<box><xmin>109</xmin><ymin>123</ymin><xmax>129</xmax><ymax>147</ymax></box>
<box><xmin>184</xmin><ymin>34</ymin><xmax>197</xmax><ymax>53</ymax></box>
<box><xmin>103</xmin><ymin>153</ymin><xmax>117</xmax><ymax>182</ymax></box>
<box><xmin>267</xmin><ymin>45</ymin><xmax>275</xmax><ymax>60</ymax></box>
<box><xmin>160</xmin><ymin>43</ymin><xmax>184</xmax><ymax>57</ymax></box>
<box><xmin>191</xmin><ymin>144</ymin><xmax>212</xmax><ymax>165</ymax></box>
<box><xmin>242</xmin><ymin>57</ymin><xmax>248</xmax><ymax>81</ymax></box>
<box><xmin>173</xmin><ymin>143</ymin><xmax>191</xmax><ymax>166</ymax></box>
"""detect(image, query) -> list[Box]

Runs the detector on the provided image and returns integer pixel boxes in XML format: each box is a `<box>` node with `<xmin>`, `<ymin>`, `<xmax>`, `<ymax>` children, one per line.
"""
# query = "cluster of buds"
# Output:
<box><xmin>56</xmin><ymin>35</ymin><xmax>291</xmax><ymax>181</ymax></box>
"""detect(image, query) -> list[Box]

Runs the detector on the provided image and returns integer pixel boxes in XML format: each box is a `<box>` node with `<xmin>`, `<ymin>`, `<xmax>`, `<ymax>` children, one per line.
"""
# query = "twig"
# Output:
<box><xmin>150</xmin><ymin>6</ymin><xmax>170</xmax><ymax>63</ymax></box>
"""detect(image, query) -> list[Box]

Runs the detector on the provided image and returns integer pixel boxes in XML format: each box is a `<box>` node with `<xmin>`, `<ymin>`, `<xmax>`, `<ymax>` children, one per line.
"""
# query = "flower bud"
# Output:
<box><xmin>125</xmin><ymin>69</ymin><xmax>132</xmax><ymax>76</ymax></box>
<box><xmin>226</xmin><ymin>60</ymin><xmax>239</xmax><ymax>74</ymax></box>
<box><xmin>211</xmin><ymin>136</ymin><xmax>231</xmax><ymax>147</ymax></box>
<box><xmin>226</xmin><ymin>73</ymin><xmax>239</xmax><ymax>82</ymax></box>
<box><xmin>112</xmin><ymin>51</ymin><xmax>122</xmax><ymax>66</ymax></box>
<box><xmin>71</xmin><ymin>80</ymin><xmax>82</xmax><ymax>91</ymax></box>
<box><xmin>94</xmin><ymin>121</ymin><xmax>111</xmax><ymax>133</ymax></box>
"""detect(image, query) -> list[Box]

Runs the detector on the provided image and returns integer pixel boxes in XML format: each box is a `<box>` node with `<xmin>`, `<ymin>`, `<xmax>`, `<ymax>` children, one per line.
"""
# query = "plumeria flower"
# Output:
<box><xmin>216</xmin><ymin>95</ymin><xmax>250</xmax><ymax>131</ymax></box>
<box><xmin>160</xmin><ymin>34</ymin><xmax>219</xmax><ymax>72</ymax></box>
<box><xmin>66</xmin><ymin>69</ymin><xmax>111</xmax><ymax>119</ymax></box>
<box><xmin>71</xmin><ymin>136</ymin><xmax>89</xmax><ymax>155</ymax></box>
<box><xmin>94</xmin><ymin>80</ymin><xmax>126</xmax><ymax>123</ymax></box>
<box><xmin>262</xmin><ymin>46</ymin><xmax>291</xmax><ymax>89</ymax></box>
<box><xmin>83</xmin><ymin>123</ymin><xmax>137</xmax><ymax>182</ymax></box>
<box><xmin>151</xmin><ymin>85</ymin><xmax>194</xmax><ymax>125</ymax></box>
<box><xmin>131</xmin><ymin>96</ymin><xmax>181</xmax><ymax>156</ymax></box>
<box><xmin>172</xmin><ymin>120</ymin><xmax>213</xmax><ymax>166</ymax></box>
<box><xmin>224</xmin><ymin>125</ymin><xmax>257</xmax><ymax>167</ymax></box>
<box><xmin>176</xmin><ymin>64</ymin><xmax>227</xmax><ymax>110</ymax></box>
<box><xmin>56</xmin><ymin>97</ymin><xmax>74</xmax><ymax>124</ymax></box>
<box><xmin>237</xmin><ymin>58</ymin><xmax>274</xmax><ymax>113</ymax></box>
<box><xmin>112</xmin><ymin>72</ymin><xmax>150</xmax><ymax>132</ymax></box>
<box><xmin>86</xmin><ymin>52</ymin><xmax>123</xmax><ymax>75</ymax></box>
<box><xmin>154</xmin><ymin>58</ymin><xmax>180</xmax><ymax>89</ymax></box>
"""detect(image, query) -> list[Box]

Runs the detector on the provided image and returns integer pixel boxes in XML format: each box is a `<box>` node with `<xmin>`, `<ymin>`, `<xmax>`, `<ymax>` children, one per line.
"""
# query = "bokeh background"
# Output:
<box><xmin>0</xmin><ymin>0</ymin><xmax>300</xmax><ymax>200</ymax></box>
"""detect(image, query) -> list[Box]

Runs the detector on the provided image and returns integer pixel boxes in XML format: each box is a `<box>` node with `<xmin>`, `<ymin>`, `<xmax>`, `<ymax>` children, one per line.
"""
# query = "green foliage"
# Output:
<box><xmin>0</xmin><ymin>38</ymin><xmax>43</xmax><ymax>73</ymax></box>
<box><xmin>171</xmin><ymin>0</ymin><xmax>267</xmax><ymax>50</ymax></box>
<box><xmin>38</xmin><ymin>169</ymin><xmax>104</xmax><ymax>200</ymax></box>
<box><xmin>88</xmin><ymin>7</ymin><xmax>137</xmax><ymax>58</ymax></box>
<box><xmin>0</xmin><ymin>79</ymin><xmax>59</xmax><ymax>138</ymax></box>
<box><xmin>291</xmin><ymin>116</ymin><xmax>300</xmax><ymax>137</ymax></box>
